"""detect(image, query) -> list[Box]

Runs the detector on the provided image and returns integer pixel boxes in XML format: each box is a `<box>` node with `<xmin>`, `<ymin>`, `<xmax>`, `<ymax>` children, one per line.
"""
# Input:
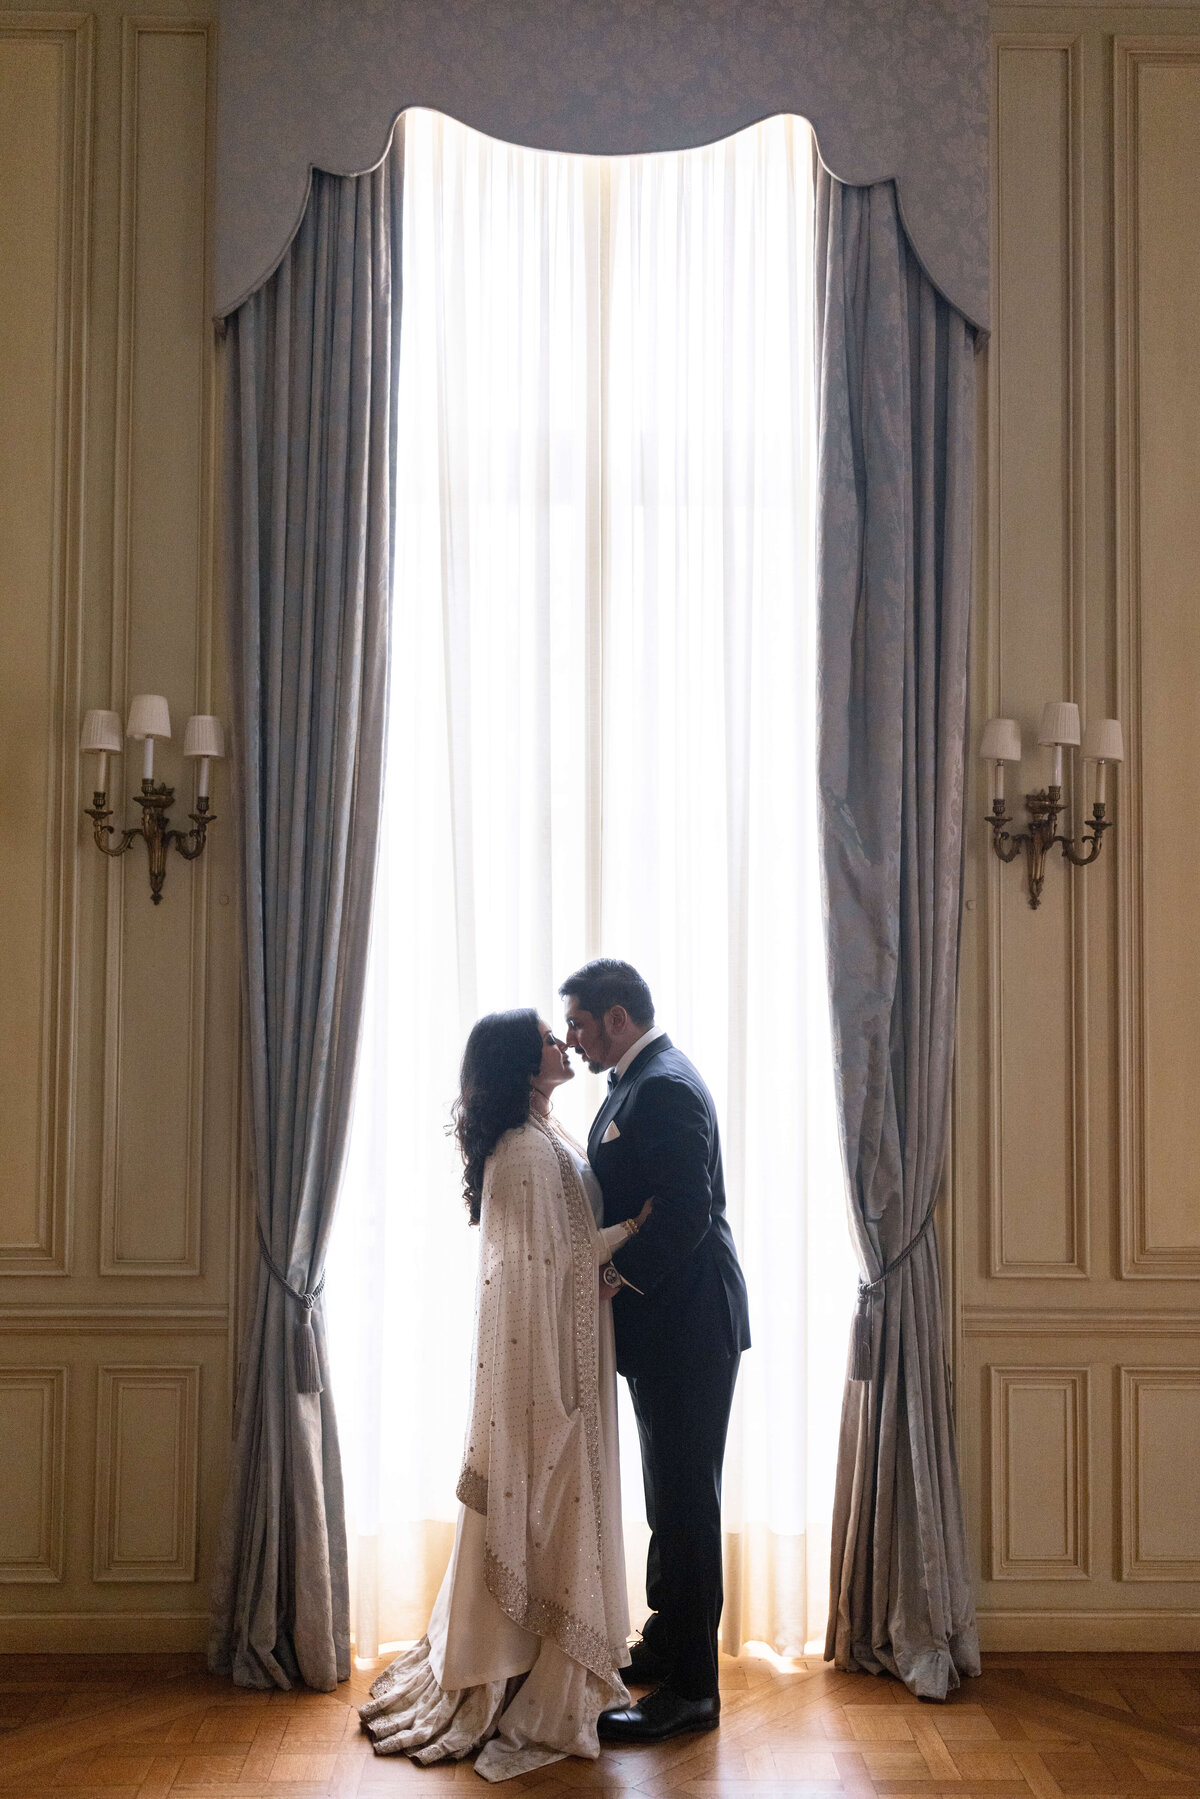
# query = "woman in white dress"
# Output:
<box><xmin>359</xmin><ymin>1009</ymin><xmax>645</xmax><ymax>1783</ymax></box>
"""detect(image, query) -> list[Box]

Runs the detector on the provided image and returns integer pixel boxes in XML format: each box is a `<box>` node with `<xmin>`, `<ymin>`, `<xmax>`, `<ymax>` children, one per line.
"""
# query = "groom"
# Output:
<box><xmin>559</xmin><ymin>959</ymin><xmax>750</xmax><ymax>1744</ymax></box>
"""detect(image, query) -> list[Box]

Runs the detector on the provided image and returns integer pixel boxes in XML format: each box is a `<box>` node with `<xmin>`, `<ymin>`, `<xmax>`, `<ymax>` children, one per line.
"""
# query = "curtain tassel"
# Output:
<box><xmin>294</xmin><ymin>1299</ymin><xmax>322</xmax><ymax>1395</ymax></box>
<box><xmin>256</xmin><ymin>1221</ymin><xmax>326</xmax><ymax>1395</ymax></box>
<box><xmin>850</xmin><ymin>1205</ymin><xmax>939</xmax><ymax>1384</ymax></box>
<box><xmin>849</xmin><ymin>1284</ymin><xmax>874</xmax><ymax>1382</ymax></box>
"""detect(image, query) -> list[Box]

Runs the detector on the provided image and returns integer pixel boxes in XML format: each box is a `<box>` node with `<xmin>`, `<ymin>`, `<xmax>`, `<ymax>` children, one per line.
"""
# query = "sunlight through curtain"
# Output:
<box><xmin>325</xmin><ymin>108</ymin><xmax>857</xmax><ymax>1666</ymax></box>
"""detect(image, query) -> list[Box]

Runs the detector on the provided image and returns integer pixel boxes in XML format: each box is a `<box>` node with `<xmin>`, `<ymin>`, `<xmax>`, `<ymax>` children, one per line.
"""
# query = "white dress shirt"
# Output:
<box><xmin>613</xmin><ymin>1023</ymin><xmax>667</xmax><ymax>1083</ymax></box>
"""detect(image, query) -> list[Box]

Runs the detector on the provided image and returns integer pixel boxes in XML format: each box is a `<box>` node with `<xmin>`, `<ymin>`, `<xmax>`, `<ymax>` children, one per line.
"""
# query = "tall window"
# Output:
<box><xmin>326</xmin><ymin>108</ymin><xmax>856</xmax><ymax>1662</ymax></box>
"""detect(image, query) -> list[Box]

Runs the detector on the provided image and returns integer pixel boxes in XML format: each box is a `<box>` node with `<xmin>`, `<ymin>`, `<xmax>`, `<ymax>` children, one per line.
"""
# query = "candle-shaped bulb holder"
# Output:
<box><xmin>80</xmin><ymin>709</ymin><xmax>122</xmax><ymax>806</ymax></box>
<box><xmin>1081</xmin><ymin>718</ymin><xmax>1124</xmax><ymax>810</ymax></box>
<box><xmin>183</xmin><ymin>715</ymin><xmax>225</xmax><ymax>802</ymax></box>
<box><xmin>979</xmin><ymin>717</ymin><xmax>1022</xmax><ymax>811</ymax></box>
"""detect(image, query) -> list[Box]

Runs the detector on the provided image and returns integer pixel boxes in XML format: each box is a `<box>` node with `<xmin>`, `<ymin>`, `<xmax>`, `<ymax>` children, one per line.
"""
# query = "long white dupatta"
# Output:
<box><xmin>456</xmin><ymin>1121</ymin><xmax>624</xmax><ymax>1684</ymax></box>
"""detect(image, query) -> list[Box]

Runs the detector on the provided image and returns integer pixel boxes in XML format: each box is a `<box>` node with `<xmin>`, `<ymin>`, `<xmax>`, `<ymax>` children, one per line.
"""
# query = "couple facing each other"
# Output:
<box><xmin>359</xmin><ymin>958</ymin><xmax>751</xmax><ymax>1783</ymax></box>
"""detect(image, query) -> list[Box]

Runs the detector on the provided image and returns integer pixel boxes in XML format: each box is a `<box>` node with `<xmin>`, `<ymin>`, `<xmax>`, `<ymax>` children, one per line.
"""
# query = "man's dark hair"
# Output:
<box><xmin>558</xmin><ymin>958</ymin><xmax>655</xmax><ymax>1028</ymax></box>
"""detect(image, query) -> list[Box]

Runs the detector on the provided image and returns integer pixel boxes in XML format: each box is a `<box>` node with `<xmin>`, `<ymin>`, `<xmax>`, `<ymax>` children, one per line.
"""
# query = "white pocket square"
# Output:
<box><xmin>601</xmin><ymin>1120</ymin><xmax>621</xmax><ymax>1143</ymax></box>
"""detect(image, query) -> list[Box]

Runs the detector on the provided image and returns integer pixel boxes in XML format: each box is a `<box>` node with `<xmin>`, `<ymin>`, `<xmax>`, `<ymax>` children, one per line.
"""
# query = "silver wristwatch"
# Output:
<box><xmin>601</xmin><ymin>1261</ymin><xmax>644</xmax><ymax>1295</ymax></box>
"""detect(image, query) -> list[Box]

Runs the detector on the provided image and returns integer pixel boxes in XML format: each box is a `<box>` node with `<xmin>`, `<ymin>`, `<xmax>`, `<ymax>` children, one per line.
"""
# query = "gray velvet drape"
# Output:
<box><xmin>208</xmin><ymin>145</ymin><xmax>402</xmax><ymax>1691</ymax></box>
<box><xmin>815</xmin><ymin>168</ymin><xmax>980</xmax><ymax>1700</ymax></box>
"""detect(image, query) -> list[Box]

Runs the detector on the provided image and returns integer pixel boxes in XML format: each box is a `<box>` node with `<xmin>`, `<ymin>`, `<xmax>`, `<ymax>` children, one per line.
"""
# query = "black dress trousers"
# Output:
<box><xmin>626</xmin><ymin>1350</ymin><xmax>741</xmax><ymax>1701</ymax></box>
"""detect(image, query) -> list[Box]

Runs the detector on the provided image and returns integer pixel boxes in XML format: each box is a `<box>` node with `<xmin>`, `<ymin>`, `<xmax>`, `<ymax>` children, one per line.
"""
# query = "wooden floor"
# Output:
<box><xmin>1</xmin><ymin>1651</ymin><xmax>1198</xmax><ymax>1798</ymax></box>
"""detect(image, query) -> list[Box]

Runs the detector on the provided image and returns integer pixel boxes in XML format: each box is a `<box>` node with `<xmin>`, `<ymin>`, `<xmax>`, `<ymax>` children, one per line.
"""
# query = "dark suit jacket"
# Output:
<box><xmin>588</xmin><ymin>1034</ymin><xmax>751</xmax><ymax>1378</ymax></box>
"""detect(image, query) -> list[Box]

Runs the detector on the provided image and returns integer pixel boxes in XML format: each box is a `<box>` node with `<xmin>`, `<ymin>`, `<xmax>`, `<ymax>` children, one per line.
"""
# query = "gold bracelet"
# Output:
<box><xmin>622</xmin><ymin>1216</ymin><xmax>640</xmax><ymax>1240</ymax></box>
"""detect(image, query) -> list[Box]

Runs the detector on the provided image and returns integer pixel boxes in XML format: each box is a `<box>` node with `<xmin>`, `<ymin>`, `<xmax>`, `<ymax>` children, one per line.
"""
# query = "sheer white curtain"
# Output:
<box><xmin>325</xmin><ymin>108</ymin><xmax>857</xmax><ymax>1666</ymax></box>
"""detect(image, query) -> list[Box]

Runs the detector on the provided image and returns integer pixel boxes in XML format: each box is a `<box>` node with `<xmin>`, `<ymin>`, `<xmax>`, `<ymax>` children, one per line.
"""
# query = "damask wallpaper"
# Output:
<box><xmin>214</xmin><ymin>0</ymin><xmax>988</xmax><ymax>328</ymax></box>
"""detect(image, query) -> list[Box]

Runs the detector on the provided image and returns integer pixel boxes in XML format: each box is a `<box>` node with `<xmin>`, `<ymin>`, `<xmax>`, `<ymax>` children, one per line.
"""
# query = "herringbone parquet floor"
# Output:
<box><xmin>1</xmin><ymin>1652</ymin><xmax>1198</xmax><ymax>1799</ymax></box>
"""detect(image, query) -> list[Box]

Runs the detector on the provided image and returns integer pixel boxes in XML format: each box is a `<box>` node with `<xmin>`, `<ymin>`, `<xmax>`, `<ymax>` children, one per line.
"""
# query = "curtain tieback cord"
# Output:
<box><xmin>256</xmin><ymin>1220</ymin><xmax>326</xmax><ymax>1394</ymax></box>
<box><xmin>849</xmin><ymin>1205</ymin><xmax>937</xmax><ymax>1383</ymax></box>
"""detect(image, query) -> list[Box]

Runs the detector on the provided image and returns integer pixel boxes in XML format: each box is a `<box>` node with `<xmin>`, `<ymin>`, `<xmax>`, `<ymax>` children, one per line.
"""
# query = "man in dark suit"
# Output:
<box><xmin>559</xmin><ymin>958</ymin><xmax>750</xmax><ymax>1744</ymax></box>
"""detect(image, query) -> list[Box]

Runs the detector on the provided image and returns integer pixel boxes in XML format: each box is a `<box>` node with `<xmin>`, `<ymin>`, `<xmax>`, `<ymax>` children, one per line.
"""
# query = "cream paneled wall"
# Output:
<box><xmin>0</xmin><ymin>0</ymin><xmax>235</xmax><ymax>1650</ymax></box>
<box><xmin>956</xmin><ymin>5</ymin><xmax>1200</xmax><ymax>1649</ymax></box>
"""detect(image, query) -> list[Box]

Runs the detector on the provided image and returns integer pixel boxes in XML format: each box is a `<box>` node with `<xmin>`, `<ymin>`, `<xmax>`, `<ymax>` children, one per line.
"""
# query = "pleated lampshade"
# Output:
<box><xmin>979</xmin><ymin>717</ymin><xmax>1022</xmax><ymax>763</ymax></box>
<box><xmin>126</xmin><ymin>694</ymin><xmax>172</xmax><ymax>741</ymax></box>
<box><xmin>183</xmin><ymin>715</ymin><xmax>225</xmax><ymax>760</ymax></box>
<box><xmin>1081</xmin><ymin>718</ymin><xmax>1124</xmax><ymax>763</ymax></box>
<box><xmin>80</xmin><ymin>709</ymin><xmax>122</xmax><ymax>754</ymax></box>
<box><xmin>1037</xmin><ymin>701</ymin><xmax>1080</xmax><ymax>747</ymax></box>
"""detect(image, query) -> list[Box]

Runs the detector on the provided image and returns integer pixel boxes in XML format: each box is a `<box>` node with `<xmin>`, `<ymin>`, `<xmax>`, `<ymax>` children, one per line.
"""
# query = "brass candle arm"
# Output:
<box><xmin>986</xmin><ymin>785</ymin><xmax>1111</xmax><ymax>909</ymax></box>
<box><xmin>85</xmin><ymin>779</ymin><xmax>215</xmax><ymax>904</ymax></box>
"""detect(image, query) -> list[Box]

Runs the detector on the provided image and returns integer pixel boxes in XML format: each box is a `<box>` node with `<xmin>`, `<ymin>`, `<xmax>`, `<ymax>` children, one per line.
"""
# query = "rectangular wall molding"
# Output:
<box><xmin>966</xmin><ymin>1308</ymin><xmax>1200</xmax><ymax>1338</ymax></box>
<box><xmin>1</xmin><ymin>3</ymin><xmax>230</xmax><ymax>1656</ymax></box>
<box><xmin>1120</xmin><ymin>1365</ymin><xmax>1200</xmax><ymax>1579</ymax></box>
<box><xmin>0</xmin><ymin>1307</ymin><xmax>226</xmax><ymax>1336</ymax></box>
<box><xmin>0</xmin><ymin>13</ymin><xmax>93</xmax><ymax>1273</ymax></box>
<box><xmin>989</xmin><ymin>1365</ymin><xmax>1090</xmax><ymax>1580</ymax></box>
<box><xmin>987</xmin><ymin>36</ymin><xmax>1090</xmax><ymax>1281</ymax></box>
<box><xmin>0</xmin><ymin>1367</ymin><xmax>67</xmax><ymax>1583</ymax></box>
<box><xmin>99</xmin><ymin>16</ymin><xmax>216</xmax><ymax>1277</ymax></box>
<box><xmin>93</xmin><ymin>1364</ymin><xmax>200</xmax><ymax>1582</ymax></box>
<box><xmin>1114</xmin><ymin>39</ymin><xmax>1200</xmax><ymax>1279</ymax></box>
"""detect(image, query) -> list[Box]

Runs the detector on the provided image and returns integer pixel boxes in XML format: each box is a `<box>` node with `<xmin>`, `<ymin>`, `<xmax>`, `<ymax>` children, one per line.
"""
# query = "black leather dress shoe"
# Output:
<box><xmin>617</xmin><ymin>1636</ymin><xmax>671</xmax><ymax>1684</ymax></box>
<box><xmin>598</xmin><ymin>1686</ymin><xmax>720</xmax><ymax>1743</ymax></box>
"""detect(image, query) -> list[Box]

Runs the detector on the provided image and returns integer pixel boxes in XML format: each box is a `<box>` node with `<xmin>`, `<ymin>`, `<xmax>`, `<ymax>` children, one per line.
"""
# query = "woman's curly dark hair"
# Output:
<box><xmin>452</xmin><ymin>1009</ymin><xmax>543</xmax><ymax>1223</ymax></box>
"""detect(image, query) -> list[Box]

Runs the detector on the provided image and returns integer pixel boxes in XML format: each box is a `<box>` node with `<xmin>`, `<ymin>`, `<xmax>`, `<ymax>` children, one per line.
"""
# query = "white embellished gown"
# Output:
<box><xmin>358</xmin><ymin>1119</ymin><xmax>630</xmax><ymax>1783</ymax></box>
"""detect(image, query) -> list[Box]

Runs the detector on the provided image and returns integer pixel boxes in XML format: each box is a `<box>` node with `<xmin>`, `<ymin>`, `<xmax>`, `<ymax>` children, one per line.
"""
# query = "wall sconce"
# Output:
<box><xmin>981</xmin><ymin>702</ymin><xmax>1124</xmax><ymax>909</ymax></box>
<box><xmin>81</xmin><ymin>698</ymin><xmax>224</xmax><ymax>904</ymax></box>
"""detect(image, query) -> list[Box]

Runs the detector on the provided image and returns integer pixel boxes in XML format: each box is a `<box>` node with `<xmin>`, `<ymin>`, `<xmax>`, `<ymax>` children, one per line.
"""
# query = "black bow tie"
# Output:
<box><xmin>607</xmin><ymin>1069</ymin><xmax>619</xmax><ymax>1092</ymax></box>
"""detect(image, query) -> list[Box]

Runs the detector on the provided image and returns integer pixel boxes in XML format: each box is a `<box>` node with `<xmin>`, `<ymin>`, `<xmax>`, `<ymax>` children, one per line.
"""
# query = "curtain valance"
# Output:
<box><xmin>215</xmin><ymin>0</ymin><xmax>988</xmax><ymax>330</ymax></box>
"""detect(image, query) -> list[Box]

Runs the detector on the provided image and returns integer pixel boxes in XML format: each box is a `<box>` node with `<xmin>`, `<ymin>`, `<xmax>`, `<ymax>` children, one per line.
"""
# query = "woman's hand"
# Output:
<box><xmin>634</xmin><ymin>1198</ymin><xmax>653</xmax><ymax>1229</ymax></box>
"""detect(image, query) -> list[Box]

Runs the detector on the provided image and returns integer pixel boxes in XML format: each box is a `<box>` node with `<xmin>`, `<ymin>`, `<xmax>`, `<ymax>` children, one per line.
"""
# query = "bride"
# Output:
<box><xmin>359</xmin><ymin>1009</ymin><xmax>645</xmax><ymax>1782</ymax></box>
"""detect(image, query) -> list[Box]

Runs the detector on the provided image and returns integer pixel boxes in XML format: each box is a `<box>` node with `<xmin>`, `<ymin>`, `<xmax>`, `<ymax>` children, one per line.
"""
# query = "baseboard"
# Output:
<box><xmin>0</xmin><ymin>1612</ymin><xmax>208</xmax><ymax>1652</ymax></box>
<box><xmin>4</xmin><ymin>1607</ymin><xmax>1198</xmax><ymax>1657</ymax></box>
<box><xmin>978</xmin><ymin>1609</ymin><xmax>1200</xmax><ymax>1651</ymax></box>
